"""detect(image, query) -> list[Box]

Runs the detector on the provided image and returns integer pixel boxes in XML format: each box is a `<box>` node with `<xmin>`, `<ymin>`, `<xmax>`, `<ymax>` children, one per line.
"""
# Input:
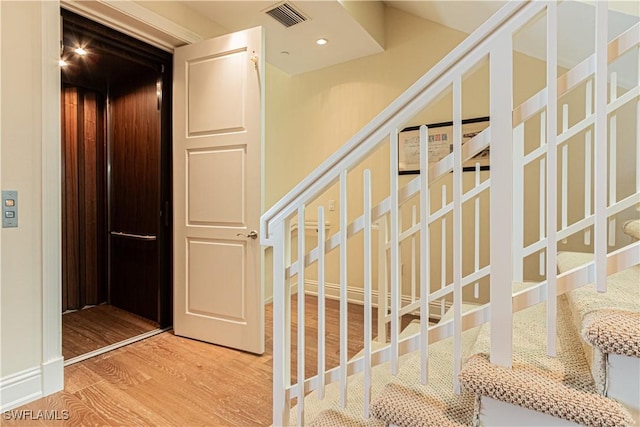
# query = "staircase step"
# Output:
<box><xmin>308</xmin><ymin>409</ymin><xmax>378</xmax><ymax>427</ymax></box>
<box><xmin>291</xmin><ymin>323</ymin><xmax>423</xmax><ymax>426</ymax></box>
<box><xmin>295</xmin><ymin>305</ymin><xmax>480</xmax><ymax>426</ymax></box>
<box><xmin>371</xmin><ymin>382</ymin><xmax>473</xmax><ymax>427</ymax></box>
<box><xmin>557</xmin><ymin>251</ymin><xmax>639</xmax><ymax>394</ymax></box>
<box><xmin>459</xmin><ymin>292</ymin><xmax>634</xmax><ymax>426</ymax></box>
<box><xmin>460</xmin><ymin>353</ymin><xmax>632</xmax><ymax>427</ymax></box>
<box><xmin>582</xmin><ymin>310</ymin><xmax>640</xmax><ymax>358</ymax></box>
<box><xmin>369</xmin><ymin>305</ymin><xmax>482</xmax><ymax>427</ymax></box>
<box><xmin>623</xmin><ymin>219</ymin><xmax>640</xmax><ymax>240</ymax></box>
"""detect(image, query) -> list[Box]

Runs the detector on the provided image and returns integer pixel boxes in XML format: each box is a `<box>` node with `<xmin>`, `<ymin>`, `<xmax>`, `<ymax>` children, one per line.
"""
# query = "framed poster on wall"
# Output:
<box><xmin>398</xmin><ymin>116</ymin><xmax>490</xmax><ymax>175</ymax></box>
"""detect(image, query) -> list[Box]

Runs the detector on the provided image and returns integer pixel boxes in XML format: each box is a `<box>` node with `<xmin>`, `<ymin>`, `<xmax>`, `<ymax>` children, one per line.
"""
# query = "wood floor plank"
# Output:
<box><xmin>73</xmin><ymin>382</ymin><xmax>167</xmax><ymax>427</ymax></box>
<box><xmin>81</xmin><ymin>350</ymin><xmax>152</xmax><ymax>390</ymax></box>
<box><xmin>63</xmin><ymin>364</ymin><xmax>104</xmax><ymax>395</ymax></box>
<box><xmin>4</xmin><ymin>297</ymin><xmax>416</xmax><ymax>426</ymax></box>
<box><xmin>62</xmin><ymin>305</ymin><xmax>158</xmax><ymax>359</ymax></box>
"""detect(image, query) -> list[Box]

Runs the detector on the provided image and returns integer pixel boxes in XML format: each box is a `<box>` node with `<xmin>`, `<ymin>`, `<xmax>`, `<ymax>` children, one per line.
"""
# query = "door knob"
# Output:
<box><xmin>237</xmin><ymin>230</ymin><xmax>258</xmax><ymax>239</ymax></box>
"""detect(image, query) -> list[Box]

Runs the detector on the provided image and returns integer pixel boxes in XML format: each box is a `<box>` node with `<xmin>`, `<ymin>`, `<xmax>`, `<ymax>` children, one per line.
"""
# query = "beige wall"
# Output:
<box><xmin>264</xmin><ymin>6</ymin><xmax>471</xmax><ymax>302</ymax></box>
<box><xmin>1</xmin><ymin>0</ymin><xmax>45</xmax><ymax>377</ymax></box>
<box><xmin>265</xmin><ymin>7</ymin><xmax>468</xmax><ymax>208</ymax></box>
<box><xmin>135</xmin><ymin>1</ymin><xmax>229</xmax><ymax>39</ymax></box>
<box><xmin>263</xmin><ymin>6</ymin><xmax>568</xmax><ymax>305</ymax></box>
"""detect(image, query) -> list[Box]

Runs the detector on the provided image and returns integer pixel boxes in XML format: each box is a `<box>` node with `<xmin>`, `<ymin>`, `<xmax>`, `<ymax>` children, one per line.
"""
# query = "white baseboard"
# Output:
<box><xmin>0</xmin><ymin>357</ymin><xmax>63</xmax><ymax>412</ymax></box>
<box><xmin>41</xmin><ymin>357</ymin><xmax>64</xmax><ymax>396</ymax></box>
<box><xmin>0</xmin><ymin>367</ymin><xmax>43</xmax><ymax>412</ymax></box>
<box><xmin>264</xmin><ymin>279</ymin><xmax>451</xmax><ymax>320</ymax></box>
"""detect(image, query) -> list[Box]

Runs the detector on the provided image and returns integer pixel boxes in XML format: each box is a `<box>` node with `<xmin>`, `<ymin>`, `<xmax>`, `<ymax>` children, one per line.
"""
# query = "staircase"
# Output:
<box><xmin>260</xmin><ymin>1</ymin><xmax>640</xmax><ymax>426</ymax></box>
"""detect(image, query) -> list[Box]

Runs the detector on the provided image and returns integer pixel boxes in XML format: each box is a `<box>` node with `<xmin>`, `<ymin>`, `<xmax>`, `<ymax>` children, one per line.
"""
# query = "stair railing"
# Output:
<box><xmin>261</xmin><ymin>1</ymin><xmax>640</xmax><ymax>426</ymax></box>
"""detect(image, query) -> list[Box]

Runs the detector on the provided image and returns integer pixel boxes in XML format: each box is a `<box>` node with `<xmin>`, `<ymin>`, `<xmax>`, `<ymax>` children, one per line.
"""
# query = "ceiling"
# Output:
<box><xmin>179</xmin><ymin>1</ymin><xmax>638</xmax><ymax>78</ymax></box>
<box><xmin>181</xmin><ymin>1</ymin><xmax>385</xmax><ymax>75</ymax></box>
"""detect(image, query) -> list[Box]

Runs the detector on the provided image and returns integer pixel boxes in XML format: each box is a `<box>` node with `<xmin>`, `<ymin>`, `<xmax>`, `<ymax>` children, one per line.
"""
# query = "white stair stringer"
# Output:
<box><xmin>459</xmin><ymin>292</ymin><xmax>634</xmax><ymax>427</ymax></box>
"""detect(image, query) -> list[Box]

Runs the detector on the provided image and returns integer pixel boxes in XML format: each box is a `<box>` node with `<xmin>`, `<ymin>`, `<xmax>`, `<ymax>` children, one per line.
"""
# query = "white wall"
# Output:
<box><xmin>0</xmin><ymin>0</ymin><xmax>62</xmax><ymax>411</ymax></box>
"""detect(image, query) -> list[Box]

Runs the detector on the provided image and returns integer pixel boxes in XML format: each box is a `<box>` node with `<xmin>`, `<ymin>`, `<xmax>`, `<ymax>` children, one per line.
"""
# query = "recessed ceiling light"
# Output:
<box><xmin>316</xmin><ymin>38</ymin><xmax>328</xmax><ymax>46</ymax></box>
<box><xmin>59</xmin><ymin>59</ymin><xmax>68</xmax><ymax>67</ymax></box>
<box><xmin>74</xmin><ymin>47</ymin><xmax>87</xmax><ymax>56</ymax></box>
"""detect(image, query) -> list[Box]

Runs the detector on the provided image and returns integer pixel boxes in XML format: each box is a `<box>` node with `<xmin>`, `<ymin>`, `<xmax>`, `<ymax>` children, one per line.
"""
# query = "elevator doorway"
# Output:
<box><xmin>60</xmin><ymin>9</ymin><xmax>172</xmax><ymax>363</ymax></box>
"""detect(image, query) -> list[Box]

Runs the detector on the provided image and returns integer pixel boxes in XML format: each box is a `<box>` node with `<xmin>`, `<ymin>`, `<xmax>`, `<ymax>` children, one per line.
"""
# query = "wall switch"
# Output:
<box><xmin>329</xmin><ymin>200</ymin><xmax>335</xmax><ymax>211</ymax></box>
<box><xmin>2</xmin><ymin>190</ymin><xmax>18</xmax><ymax>228</ymax></box>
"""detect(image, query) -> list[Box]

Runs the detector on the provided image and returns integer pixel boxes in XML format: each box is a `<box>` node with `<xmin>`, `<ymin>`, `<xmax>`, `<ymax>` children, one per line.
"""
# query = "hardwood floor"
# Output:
<box><xmin>4</xmin><ymin>297</ymin><xmax>418</xmax><ymax>426</ymax></box>
<box><xmin>63</xmin><ymin>305</ymin><xmax>159</xmax><ymax>360</ymax></box>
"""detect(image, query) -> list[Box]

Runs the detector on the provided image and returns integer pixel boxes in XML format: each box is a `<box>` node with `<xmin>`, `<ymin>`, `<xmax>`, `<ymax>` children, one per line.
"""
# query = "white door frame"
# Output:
<box><xmin>41</xmin><ymin>0</ymin><xmax>208</xmax><ymax>399</ymax></box>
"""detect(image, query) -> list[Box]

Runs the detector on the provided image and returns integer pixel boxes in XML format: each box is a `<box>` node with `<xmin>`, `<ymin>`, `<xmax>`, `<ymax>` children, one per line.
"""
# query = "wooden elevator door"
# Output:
<box><xmin>109</xmin><ymin>73</ymin><xmax>161</xmax><ymax>322</ymax></box>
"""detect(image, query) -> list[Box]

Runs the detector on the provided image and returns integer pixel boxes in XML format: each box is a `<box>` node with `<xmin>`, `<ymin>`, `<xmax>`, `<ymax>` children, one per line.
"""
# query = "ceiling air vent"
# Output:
<box><xmin>265</xmin><ymin>2</ymin><xmax>308</xmax><ymax>28</ymax></box>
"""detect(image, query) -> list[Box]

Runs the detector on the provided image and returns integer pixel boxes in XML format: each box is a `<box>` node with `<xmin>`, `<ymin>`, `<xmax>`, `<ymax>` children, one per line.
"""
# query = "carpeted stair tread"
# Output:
<box><xmin>557</xmin><ymin>252</ymin><xmax>640</xmax><ymax>317</ymax></box>
<box><xmin>460</xmin><ymin>353</ymin><xmax>633</xmax><ymax>427</ymax></box>
<box><xmin>308</xmin><ymin>409</ymin><xmax>372</xmax><ymax>427</ymax></box>
<box><xmin>370</xmin><ymin>383</ymin><xmax>472</xmax><ymax>427</ymax></box>
<box><xmin>623</xmin><ymin>219</ymin><xmax>640</xmax><ymax>240</ymax></box>
<box><xmin>293</xmin><ymin>304</ymin><xmax>480</xmax><ymax>426</ymax></box>
<box><xmin>557</xmin><ymin>251</ymin><xmax>639</xmax><ymax>390</ymax></box>
<box><xmin>460</xmin><ymin>293</ymin><xmax>633</xmax><ymax>426</ymax></box>
<box><xmin>289</xmin><ymin>325</ymin><xmax>421</xmax><ymax>426</ymax></box>
<box><xmin>368</xmin><ymin>304</ymin><xmax>482</xmax><ymax>427</ymax></box>
<box><xmin>582</xmin><ymin>310</ymin><xmax>640</xmax><ymax>357</ymax></box>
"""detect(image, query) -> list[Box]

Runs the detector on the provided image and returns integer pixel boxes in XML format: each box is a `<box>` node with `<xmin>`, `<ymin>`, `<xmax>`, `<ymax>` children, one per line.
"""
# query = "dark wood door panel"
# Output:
<box><xmin>61</xmin><ymin>86</ymin><xmax>107</xmax><ymax>312</ymax></box>
<box><xmin>109</xmin><ymin>75</ymin><xmax>161</xmax><ymax>236</ymax></box>
<box><xmin>109</xmin><ymin>236</ymin><xmax>158</xmax><ymax>322</ymax></box>
<box><xmin>109</xmin><ymin>73</ymin><xmax>161</xmax><ymax>322</ymax></box>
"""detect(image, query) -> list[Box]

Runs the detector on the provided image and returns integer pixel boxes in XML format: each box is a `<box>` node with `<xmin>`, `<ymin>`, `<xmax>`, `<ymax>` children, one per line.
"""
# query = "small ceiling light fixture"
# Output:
<box><xmin>316</xmin><ymin>38</ymin><xmax>328</xmax><ymax>46</ymax></box>
<box><xmin>59</xmin><ymin>59</ymin><xmax>68</xmax><ymax>67</ymax></box>
<box><xmin>74</xmin><ymin>47</ymin><xmax>87</xmax><ymax>56</ymax></box>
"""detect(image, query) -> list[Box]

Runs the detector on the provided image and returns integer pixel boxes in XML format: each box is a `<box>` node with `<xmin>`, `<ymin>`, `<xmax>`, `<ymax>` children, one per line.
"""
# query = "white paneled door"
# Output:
<box><xmin>173</xmin><ymin>27</ymin><xmax>264</xmax><ymax>354</ymax></box>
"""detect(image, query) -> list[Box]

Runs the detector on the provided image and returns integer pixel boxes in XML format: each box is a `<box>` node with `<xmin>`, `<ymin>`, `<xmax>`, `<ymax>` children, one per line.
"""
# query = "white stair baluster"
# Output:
<box><xmin>546</xmin><ymin>0</ymin><xmax>558</xmax><ymax>357</ymax></box>
<box><xmin>594</xmin><ymin>0</ymin><xmax>608</xmax><ymax>293</ymax></box>
<box><xmin>339</xmin><ymin>170</ymin><xmax>348</xmax><ymax>406</ymax></box>
<box><xmin>441</xmin><ymin>185</ymin><xmax>447</xmax><ymax>292</ymax></box>
<box><xmin>513</xmin><ymin>123</ymin><xmax>525</xmax><ymax>283</ymax></box>
<box><xmin>363</xmin><ymin>170</ymin><xmax>373</xmax><ymax>419</ymax></box>
<box><xmin>474</xmin><ymin>162</ymin><xmax>481</xmax><ymax>300</ymax></box>
<box><xmin>452</xmin><ymin>76</ymin><xmax>463</xmax><ymax>393</ymax></box>
<box><xmin>585</xmin><ymin>80</ymin><xmax>593</xmax><ymax>246</ymax></box>
<box><xmin>297</xmin><ymin>206</ymin><xmax>306</xmax><ymax>426</ymax></box>
<box><xmin>609</xmin><ymin>114</ymin><xmax>617</xmax><ymax>247</ymax></box>
<box><xmin>411</xmin><ymin>205</ymin><xmax>417</xmax><ymax>304</ymax></box>
<box><xmin>419</xmin><ymin>124</ymin><xmax>430</xmax><ymax>385</ymax></box>
<box><xmin>561</xmin><ymin>104</ymin><xmax>569</xmax><ymax>244</ymax></box>
<box><xmin>609</xmin><ymin>72</ymin><xmax>618</xmax><ymax>247</ymax></box>
<box><xmin>637</xmin><ymin>97</ymin><xmax>640</xmax><ymax>195</ymax></box>
<box><xmin>317</xmin><ymin>206</ymin><xmax>326</xmax><ymax>400</ymax></box>
<box><xmin>540</xmin><ymin>111</ymin><xmax>547</xmax><ymax>277</ymax></box>
<box><xmin>390</xmin><ymin>129</ymin><xmax>401</xmax><ymax>375</ymax></box>
<box><xmin>377</xmin><ymin>215</ymin><xmax>388</xmax><ymax>343</ymax></box>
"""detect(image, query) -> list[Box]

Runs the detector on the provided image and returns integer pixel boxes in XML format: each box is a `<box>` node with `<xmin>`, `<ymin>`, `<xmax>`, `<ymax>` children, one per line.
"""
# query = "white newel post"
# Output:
<box><xmin>272</xmin><ymin>221</ymin><xmax>291</xmax><ymax>427</ymax></box>
<box><xmin>489</xmin><ymin>35</ymin><xmax>514</xmax><ymax>368</ymax></box>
